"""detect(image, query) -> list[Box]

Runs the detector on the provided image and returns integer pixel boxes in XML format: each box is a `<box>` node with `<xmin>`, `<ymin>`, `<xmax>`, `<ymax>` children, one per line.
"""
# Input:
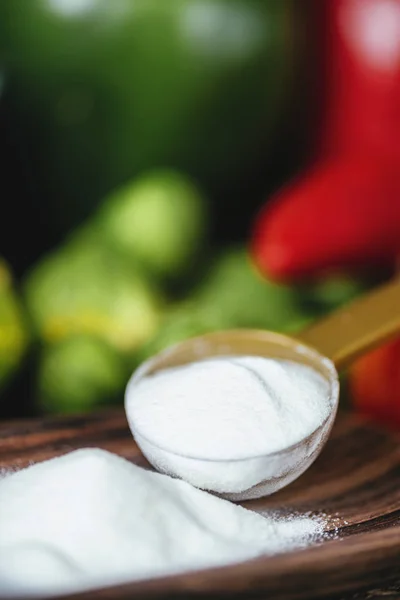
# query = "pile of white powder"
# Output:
<box><xmin>125</xmin><ymin>356</ymin><xmax>333</xmax><ymax>496</ymax></box>
<box><xmin>0</xmin><ymin>449</ymin><xmax>326</xmax><ymax>598</ymax></box>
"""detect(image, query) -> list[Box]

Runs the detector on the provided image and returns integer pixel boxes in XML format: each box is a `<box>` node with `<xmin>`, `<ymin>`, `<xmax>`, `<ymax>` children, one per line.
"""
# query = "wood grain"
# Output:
<box><xmin>1</xmin><ymin>409</ymin><xmax>400</xmax><ymax>600</ymax></box>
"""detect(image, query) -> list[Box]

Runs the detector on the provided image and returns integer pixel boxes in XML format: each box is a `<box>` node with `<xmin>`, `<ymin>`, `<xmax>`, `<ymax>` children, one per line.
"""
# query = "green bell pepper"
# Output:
<box><xmin>0</xmin><ymin>0</ymin><xmax>296</xmax><ymax>236</ymax></box>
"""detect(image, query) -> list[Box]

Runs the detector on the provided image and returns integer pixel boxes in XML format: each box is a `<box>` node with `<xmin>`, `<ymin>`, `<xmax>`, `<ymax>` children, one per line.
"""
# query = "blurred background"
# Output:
<box><xmin>0</xmin><ymin>0</ymin><xmax>399</xmax><ymax>426</ymax></box>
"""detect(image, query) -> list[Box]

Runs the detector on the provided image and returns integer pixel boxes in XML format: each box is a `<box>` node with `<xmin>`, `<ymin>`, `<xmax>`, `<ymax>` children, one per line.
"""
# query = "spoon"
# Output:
<box><xmin>125</xmin><ymin>277</ymin><xmax>400</xmax><ymax>501</ymax></box>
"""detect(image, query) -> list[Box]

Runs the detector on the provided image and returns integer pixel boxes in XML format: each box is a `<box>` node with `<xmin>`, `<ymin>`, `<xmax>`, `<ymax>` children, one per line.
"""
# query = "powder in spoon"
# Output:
<box><xmin>125</xmin><ymin>356</ymin><xmax>332</xmax><ymax>494</ymax></box>
<box><xmin>0</xmin><ymin>449</ymin><xmax>326</xmax><ymax>597</ymax></box>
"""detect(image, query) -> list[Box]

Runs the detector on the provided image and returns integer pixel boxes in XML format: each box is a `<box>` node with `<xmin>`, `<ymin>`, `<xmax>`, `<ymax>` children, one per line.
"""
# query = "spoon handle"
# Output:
<box><xmin>297</xmin><ymin>277</ymin><xmax>400</xmax><ymax>370</ymax></box>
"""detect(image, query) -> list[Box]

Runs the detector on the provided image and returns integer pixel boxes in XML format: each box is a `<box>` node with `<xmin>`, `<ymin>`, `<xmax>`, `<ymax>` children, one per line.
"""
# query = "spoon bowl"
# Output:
<box><xmin>126</xmin><ymin>330</ymin><xmax>339</xmax><ymax>500</ymax></box>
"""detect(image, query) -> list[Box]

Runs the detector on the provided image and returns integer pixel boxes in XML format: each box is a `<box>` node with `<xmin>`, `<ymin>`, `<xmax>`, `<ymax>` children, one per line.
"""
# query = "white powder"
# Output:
<box><xmin>0</xmin><ymin>449</ymin><xmax>326</xmax><ymax>598</ymax></box>
<box><xmin>125</xmin><ymin>356</ymin><xmax>332</xmax><ymax>496</ymax></box>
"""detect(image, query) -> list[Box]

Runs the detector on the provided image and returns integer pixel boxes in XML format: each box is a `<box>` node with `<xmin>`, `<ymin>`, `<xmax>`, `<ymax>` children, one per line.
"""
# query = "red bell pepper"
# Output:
<box><xmin>350</xmin><ymin>338</ymin><xmax>400</xmax><ymax>429</ymax></box>
<box><xmin>320</xmin><ymin>0</ymin><xmax>400</xmax><ymax>161</ymax></box>
<box><xmin>251</xmin><ymin>0</ymin><xmax>400</xmax><ymax>282</ymax></box>
<box><xmin>251</xmin><ymin>152</ymin><xmax>400</xmax><ymax>281</ymax></box>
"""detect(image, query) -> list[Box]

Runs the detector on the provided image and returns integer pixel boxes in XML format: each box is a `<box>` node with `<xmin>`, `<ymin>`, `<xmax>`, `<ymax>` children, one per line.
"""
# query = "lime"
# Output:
<box><xmin>24</xmin><ymin>236</ymin><xmax>162</xmax><ymax>354</ymax></box>
<box><xmin>38</xmin><ymin>335</ymin><xmax>126</xmax><ymax>414</ymax></box>
<box><xmin>0</xmin><ymin>258</ymin><xmax>29</xmax><ymax>391</ymax></box>
<box><xmin>97</xmin><ymin>170</ymin><xmax>207</xmax><ymax>278</ymax></box>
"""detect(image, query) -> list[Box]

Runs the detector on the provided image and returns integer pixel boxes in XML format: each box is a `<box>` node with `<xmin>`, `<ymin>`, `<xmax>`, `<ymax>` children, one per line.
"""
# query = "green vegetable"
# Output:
<box><xmin>38</xmin><ymin>336</ymin><xmax>126</xmax><ymax>414</ymax></box>
<box><xmin>24</xmin><ymin>236</ymin><xmax>162</xmax><ymax>354</ymax></box>
<box><xmin>138</xmin><ymin>247</ymin><xmax>317</xmax><ymax>362</ymax></box>
<box><xmin>0</xmin><ymin>259</ymin><xmax>29</xmax><ymax>390</ymax></box>
<box><xmin>193</xmin><ymin>247</ymin><xmax>303</xmax><ymax>331</ymax></box>
<box><xmin>0</xmin><ymin>0</ymin><xmax>297</xmax><ymax>235</ymax></box>
<box><xmin>97</xmin><ymin>170</ymin><xmax>207</xmax><ymax>278</ymax></box>
<box><xmin>138</xmin><ymin>303</ymin><xmax>232</xmax><ymax>362</ymax></box>
<box><xmin>297</xmin><ymin>273</ymin><xmax>367</xmax><ymax>314</ymax></box>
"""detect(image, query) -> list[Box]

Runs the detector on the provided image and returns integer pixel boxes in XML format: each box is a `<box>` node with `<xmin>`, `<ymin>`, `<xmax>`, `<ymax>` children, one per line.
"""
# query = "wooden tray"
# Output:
<box><xmin>1</xmin><ymin>409</ymin><xmax>400</xmax><ymax>600</ymax></box>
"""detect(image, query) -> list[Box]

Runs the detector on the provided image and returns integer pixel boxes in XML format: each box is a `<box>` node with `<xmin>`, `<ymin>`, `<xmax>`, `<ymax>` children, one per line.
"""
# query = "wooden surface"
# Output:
<box><xmin>1</xmin><ymin>409</ymin><xmax>400</xmax><ymax>600</ymax></box>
